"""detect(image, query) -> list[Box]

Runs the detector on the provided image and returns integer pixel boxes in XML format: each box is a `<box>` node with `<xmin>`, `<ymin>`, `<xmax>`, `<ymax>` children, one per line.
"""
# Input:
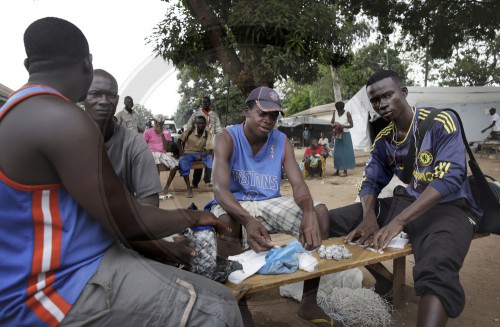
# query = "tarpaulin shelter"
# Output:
<box><xmin>294</xmin><ymin>86</ymin><xmax>500</xmax><ymax>150</ymax></box>
<box><xmin>277</xmin><ymin>115</ymin><xmax>331</xmax><ymax>146</ymax></box>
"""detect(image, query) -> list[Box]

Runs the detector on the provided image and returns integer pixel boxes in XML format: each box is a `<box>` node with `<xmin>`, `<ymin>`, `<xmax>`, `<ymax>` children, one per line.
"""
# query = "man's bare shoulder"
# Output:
<box><xmin>214</xmin><ymin>130</ymin><xmax>232</xmax><ymax>154</ymax></box>
<box><xmin>0</xmin><ymin>94</ymin><xmax>101</xmax><ymax>183</ymax></box>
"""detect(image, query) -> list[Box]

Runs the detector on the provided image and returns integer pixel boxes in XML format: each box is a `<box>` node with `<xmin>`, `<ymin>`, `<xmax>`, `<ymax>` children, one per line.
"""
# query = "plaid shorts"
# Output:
<box><xmin>209</xmin><ymin>197</ymin><xmax>323</xmax><ymax>249</ymax></box>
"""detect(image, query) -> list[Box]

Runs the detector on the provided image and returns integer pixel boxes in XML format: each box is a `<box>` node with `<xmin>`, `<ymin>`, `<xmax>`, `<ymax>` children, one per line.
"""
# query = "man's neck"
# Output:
<box><xmin>104</xmin><ymin>121</ymin><xmax>115</xmax><ymax>142</ymax></box>
<box><xmin>394</xmin><ymin>106</ymin><xmax>415</xmax><ymax>138</ymax></box>
<box><xmin>26</xmin><ymin>73</ymin><xmax>78</xmax><ymax>102</ymax></box>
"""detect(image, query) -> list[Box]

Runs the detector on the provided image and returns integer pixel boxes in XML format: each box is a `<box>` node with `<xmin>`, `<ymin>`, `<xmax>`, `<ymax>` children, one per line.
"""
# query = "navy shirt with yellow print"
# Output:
<box><xmin>359</xmin><ymin>107</ymin><xmax>480</xmax><ymax>217</ymax></box>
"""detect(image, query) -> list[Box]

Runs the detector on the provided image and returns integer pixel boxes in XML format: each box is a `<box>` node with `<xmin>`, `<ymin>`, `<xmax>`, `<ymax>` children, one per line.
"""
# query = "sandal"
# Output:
<box><xmin>297</xmin><ymin>314</ymin><xmax>339</xmax><ymax>326</ymax></box>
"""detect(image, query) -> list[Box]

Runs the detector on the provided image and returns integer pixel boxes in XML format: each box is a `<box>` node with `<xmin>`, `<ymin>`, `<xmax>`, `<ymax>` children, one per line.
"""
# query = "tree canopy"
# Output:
<box><xmin>150</xmin><ymin>0</ymin><xmax>500</xmax><ymax>118</ymax></box>
<box><xmin>173</xmin><ymin>66</ymin><xmax>246</xmax><ymax>127</ymax></box>
<box><xmin>149</xmin><ymin>0</ymin><xmax>354</xmax><ymax>96</ymax></box>
<box><xmin>338</xmin><ymin>0</ymin><xmax>500</xmax><ymax>59</ymax></box>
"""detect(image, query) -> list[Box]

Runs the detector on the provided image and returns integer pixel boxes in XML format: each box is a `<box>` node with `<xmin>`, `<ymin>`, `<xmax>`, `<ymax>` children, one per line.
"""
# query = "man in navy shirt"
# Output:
<box><xmin>329</xmin><ymin>70</ymin><xmax>479</xmax><ymax>326</ymax></box>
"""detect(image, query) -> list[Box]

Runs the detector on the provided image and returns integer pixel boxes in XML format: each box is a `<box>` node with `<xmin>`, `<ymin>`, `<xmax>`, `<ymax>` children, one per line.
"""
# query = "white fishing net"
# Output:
<box><xmin>280</xmin><ymin>270</ymin><xmax>393</xmax><ymax>327</ymax></box>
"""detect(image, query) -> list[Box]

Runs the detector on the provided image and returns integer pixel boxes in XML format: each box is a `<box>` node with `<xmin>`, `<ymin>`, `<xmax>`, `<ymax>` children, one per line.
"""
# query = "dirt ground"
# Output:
<box><xmin>159</xmin><ymin>148</ymin><xmax>500</xmax><ymax>327</ymax></box>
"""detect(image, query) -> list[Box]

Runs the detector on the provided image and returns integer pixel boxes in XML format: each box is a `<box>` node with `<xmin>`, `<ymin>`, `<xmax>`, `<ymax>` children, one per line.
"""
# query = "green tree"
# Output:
<box><xmin>283</xmin><ymin>42</ymin><xmax>410</xmax><ymax>112</ymax></box>
<box><xmin>281</xmin><ymin>65</ymin><xmax>335</xmax><ymax>115</ymax></box>
<box><xmin>338</xmin><ymin>43</ymin><xmax>410</xmax><ymax>99</ymax></box>
<box><xmin>149</xmin><ymin>0</ymin><xmax>352</xmax><ymax>97</ymax></box>
<box><xmin>134</xmin><ymin>104</ymin><xmax>154</xmax><ymax>132</ymax></box>
<box><xmin>339</xmin><ymin>0</ymin><xmax>500</xmax><ymax>60</ymax></box>
<box><xmin>173</xmin><ymin>66</ymin><xmax>245</xmax><ymax>128</ymax></box>
<box><xmin>439</xmin><ymin>36</ymin><xmax>500</xmax><ymax>86</ymax></box>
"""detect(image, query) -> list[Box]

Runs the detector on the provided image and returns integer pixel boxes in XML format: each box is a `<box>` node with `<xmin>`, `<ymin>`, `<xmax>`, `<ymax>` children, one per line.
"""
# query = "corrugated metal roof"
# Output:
<box><xmin>0</xmin><ymin>83</ymin><xmax>13</xmax><ymax>103</ymax></box>
<box><xmin>291</xmin><ymin>102</ymin><xmax>335</xmax><ymax>117</ymax></box>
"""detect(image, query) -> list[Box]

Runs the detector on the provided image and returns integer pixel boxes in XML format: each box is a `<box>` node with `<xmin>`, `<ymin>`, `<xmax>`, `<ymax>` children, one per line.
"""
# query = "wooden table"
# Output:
<box><xmin>226</xmin><ymin>237</ymin><xmax>412</xmax><ymax>308</ymax></box>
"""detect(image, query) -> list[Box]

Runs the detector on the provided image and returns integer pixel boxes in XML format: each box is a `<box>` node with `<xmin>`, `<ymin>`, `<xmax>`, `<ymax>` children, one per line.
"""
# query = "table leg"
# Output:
<box><xmin>392</xmin><ymin>257</ymin><xmax>406</xmax><ymax>309</ymax></box>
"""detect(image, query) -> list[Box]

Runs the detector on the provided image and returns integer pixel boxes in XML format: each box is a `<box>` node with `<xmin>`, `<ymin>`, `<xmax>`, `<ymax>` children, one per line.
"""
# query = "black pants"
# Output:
<box><xmin>191</xmin><ymin>168</ymin><xmax>211</xmax><ymax>186</ymax></box>
<box><xmin>328</xmin><ymin>187</ymin><xmax>475</xmax><ymax>318</ymax></box>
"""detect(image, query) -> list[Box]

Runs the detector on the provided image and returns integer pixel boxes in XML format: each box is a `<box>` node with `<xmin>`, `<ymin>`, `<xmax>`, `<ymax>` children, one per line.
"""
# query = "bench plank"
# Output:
<box><xmin>158</xmin><ymin>160</ymin><xmax>205</xmax><ymax>171</ymax></box>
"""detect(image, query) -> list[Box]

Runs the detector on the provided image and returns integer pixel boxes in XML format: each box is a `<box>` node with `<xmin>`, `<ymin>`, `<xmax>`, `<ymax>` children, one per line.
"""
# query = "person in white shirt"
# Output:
<box><xmin>318</xmin><ymin>132</ymin><xmax>330</xmax><ymax>153</ymax></box>
<box><xmin>481</xmin><ymin>108</ymin><xmax>500</xmax><ymax>140</ymax></box>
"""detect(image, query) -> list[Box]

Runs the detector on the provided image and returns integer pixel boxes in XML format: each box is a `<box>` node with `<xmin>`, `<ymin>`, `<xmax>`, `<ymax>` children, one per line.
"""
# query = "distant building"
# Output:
<box><xmin>0</xmin><ymin>83</ymin><xmax>13</xmax><ymax>107</ymax></box>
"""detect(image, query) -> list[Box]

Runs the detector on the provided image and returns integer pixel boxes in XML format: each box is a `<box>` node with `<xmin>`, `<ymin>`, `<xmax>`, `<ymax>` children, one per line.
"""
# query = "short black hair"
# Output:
<box><xmin>24</xmin><ymin>17</ymin><xmax>89</xmax><ymax>72</ymax></box>
<box><xmin>195</xmin><ymin>115</ymin><xmax>207</xmax><ymax>122</ymax></box>
<box><xmin>246</xmin><ymin>100</ymin><xmax>257</xmax><ymax>110</ymax></box>
<box><xmin>335</xmin><ymin>101</ymin><xmax>345</xmax><ymax>111</ymax></box>
<box><xmin>490</xmin><ymin>108</ymin><xmax>496</xmax><ymax>114</ymax></box>
<box><xmin>366</xmin><ymin>70</ymin><xmax>404</xmax><ymax>88</ymax></box>
<box><xmin>124</xmin><ymin>96</ymin><xmax>133</xmax><ymax>101</ymax></box>
<box><xmin>202</xmin><ymin>96</ymin><xmax>210</xmax><ymax>101</ymax></box>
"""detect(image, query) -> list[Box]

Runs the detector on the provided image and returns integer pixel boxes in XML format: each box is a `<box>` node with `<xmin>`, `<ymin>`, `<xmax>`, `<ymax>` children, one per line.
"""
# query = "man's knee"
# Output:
<box><xmin>327</xmin><ymin>203</ymin><xmax>363</xmax><ymax>237</ymax></box>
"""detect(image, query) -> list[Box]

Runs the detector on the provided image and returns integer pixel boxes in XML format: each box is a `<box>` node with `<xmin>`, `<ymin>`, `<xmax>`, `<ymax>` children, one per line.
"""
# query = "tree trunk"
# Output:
<box><xmin>185</xmin><ymin>0</ymin><xmax>265</xmax><ymax>97</ymax></box>
<box><xmin>330</xmin><ymin>65</ymin><xmax>342</xmax><ymax>102</ymax></box>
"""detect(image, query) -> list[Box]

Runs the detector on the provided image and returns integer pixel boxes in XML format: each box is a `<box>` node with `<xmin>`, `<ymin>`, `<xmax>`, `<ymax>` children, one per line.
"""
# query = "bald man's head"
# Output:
<box><xmin>82</xmin><ymin>69</ymin><xmax>120</xmax><ymax>136</ymax></box>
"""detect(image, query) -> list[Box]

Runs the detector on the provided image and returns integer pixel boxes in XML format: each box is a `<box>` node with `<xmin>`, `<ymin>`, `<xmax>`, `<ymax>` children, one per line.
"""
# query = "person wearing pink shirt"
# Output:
<box><xmin>143</xmin><ymin>114</ymin><xmax>178</xmax><ymax>195</ymax></box>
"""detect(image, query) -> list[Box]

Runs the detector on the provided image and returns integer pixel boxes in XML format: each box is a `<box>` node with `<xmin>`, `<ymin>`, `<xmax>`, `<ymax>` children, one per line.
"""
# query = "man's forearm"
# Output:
<box><xmin>360</xmin><ymin>194</ymin><xmax>378</xmax><ymax>221</ymax></box>
<box><xmin>125</xmin><ymin>204</ymin><xmax>199</xmax><ymax>241</ymax></box>
<box><xmin>292</xmin><ymin>186</ymin><xmax>315</xmax><ymax>215</ymax></box>
<box><xmin>138</xmin><ymin>194</ymin><xmax>159</xmax><ymax>207</ymax></box>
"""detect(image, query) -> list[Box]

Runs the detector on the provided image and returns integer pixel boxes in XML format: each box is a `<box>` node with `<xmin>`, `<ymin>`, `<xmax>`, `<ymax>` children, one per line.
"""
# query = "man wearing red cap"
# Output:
<box><xmin>206</xmin><ymin>86</ymin><xmax>338</xmax><ymax>326</ymax></box>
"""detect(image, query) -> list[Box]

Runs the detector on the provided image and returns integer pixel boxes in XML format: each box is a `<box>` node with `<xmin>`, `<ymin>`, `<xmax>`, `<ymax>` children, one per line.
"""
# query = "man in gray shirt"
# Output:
<box><xmin>83</xmin><ymin>69</ymin><xmax>194</xmax><ymax>263</ymax></box>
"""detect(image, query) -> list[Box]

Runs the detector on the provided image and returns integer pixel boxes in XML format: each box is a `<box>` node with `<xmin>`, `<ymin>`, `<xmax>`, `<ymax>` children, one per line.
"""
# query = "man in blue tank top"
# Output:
<box><xmin>0</xmin><ymin>17</ymin><xmax>242</xmax><ymax>326</ymax></box>
<box><xmin>208</xmin><ymin>87</ymin><xmax>338</xmax><ymax>326</ymax></box>
<box><xmin>328</xmin><ymin>70</ymin><xmax>479</xmax><ymax>326</ymax></box>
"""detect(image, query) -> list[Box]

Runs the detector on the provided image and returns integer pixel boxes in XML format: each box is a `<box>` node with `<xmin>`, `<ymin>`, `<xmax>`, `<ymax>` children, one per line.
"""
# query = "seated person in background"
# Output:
<box><xmin>83</xmin><ymin>69</ymin><xmax>193</xmax><ymax>265</ymax></box>
<box><xmin>318</xmin><ymin>132</ymin><xmax>330</xmax><ymax>153</ymax></box>
<box><xmin>301</xmin><ymin>138</ymin><xmax>328</xmax><ymax>179</ymax></box>
<box><xmin>178</xmin><ymin>114</ymin><xmax>213</xmax><ymax>198</ymax></box>
<box><xmin>143</xmin><ymin>114</ymin><xmax>178</xmax><ymax>195</ymax></box>
<box><xmin>481</xmin><ymin>107</ymin><xmax>500</xmax><ymax>140</ymax></box>
<box><xmin>206</xmin><ymin>87</ymin><xmax>338</xmax><ymax>326</ymax></box>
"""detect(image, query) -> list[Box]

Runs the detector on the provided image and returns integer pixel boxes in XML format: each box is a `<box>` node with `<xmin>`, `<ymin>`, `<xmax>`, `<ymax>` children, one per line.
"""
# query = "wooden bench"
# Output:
<box><xmin>157</xmin><ymin>160</ymin><xmax>205</xmax><ymax>172</ymax></box>
<box><xmin>226</xmin><ymin>233</ymin><xmax>490</xmax><ymax>308</ymax></box>
<box><xmin>479</xmin><ymin>141</ymin><xmax>500</xmax><ymax>159</ymax></box>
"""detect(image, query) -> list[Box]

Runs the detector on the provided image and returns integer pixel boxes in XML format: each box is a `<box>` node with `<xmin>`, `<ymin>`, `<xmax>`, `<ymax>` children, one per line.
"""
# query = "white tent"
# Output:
<box><xmin>346</xmin><ymin>86</ymin><xmax>500</xmax><ymax>150</ymax></box>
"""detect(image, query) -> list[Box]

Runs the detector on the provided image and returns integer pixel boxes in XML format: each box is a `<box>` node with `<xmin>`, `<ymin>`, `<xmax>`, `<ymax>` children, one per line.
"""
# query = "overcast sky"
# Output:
<box><xmin>1</xmin><ymin>0</ymin><xmax>180</xmax><ymax>115</ymax></box>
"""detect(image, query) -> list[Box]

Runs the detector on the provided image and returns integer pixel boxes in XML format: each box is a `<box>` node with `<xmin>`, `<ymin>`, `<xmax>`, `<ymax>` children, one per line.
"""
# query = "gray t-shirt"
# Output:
<box><xmin>106</xmin><ymin>125</ymin><xmax>162</xmax><ymax>198</ymax></box>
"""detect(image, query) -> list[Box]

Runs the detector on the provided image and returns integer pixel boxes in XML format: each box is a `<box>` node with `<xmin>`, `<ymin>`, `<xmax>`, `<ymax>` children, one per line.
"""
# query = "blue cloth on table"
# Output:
<box><xmin>257</xmin><ymin>241</ymin><xmax>305</xmax><ymax>275</ymax></box>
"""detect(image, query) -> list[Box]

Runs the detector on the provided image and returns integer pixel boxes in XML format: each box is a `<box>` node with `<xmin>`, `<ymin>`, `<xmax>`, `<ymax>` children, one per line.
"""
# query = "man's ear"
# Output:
<box><xmin>82</xmin><ymin>54</ymin><xmax>93</xmax><ymax>74</ymax></box>
<box><xmin>401</xmin><ymin>86</ymin><xmax>408</xmax><ymax>98</ymax></box>
<box><xmin>24</xmin><ymin>58</ymin><xmax>30</xmax><ymax>71</ymax></box>
<box><xmin>244</xmin><ymin>107</ymin><xmax>250</xmax><ymax>117</ymax></box>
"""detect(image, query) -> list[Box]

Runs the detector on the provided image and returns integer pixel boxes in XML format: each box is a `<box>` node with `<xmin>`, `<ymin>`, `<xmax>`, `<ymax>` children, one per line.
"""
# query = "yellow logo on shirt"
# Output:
<box><xmin>418</xmin><ymin>151</ymin><xmax>433</xmax><ymax>166</ymax></box>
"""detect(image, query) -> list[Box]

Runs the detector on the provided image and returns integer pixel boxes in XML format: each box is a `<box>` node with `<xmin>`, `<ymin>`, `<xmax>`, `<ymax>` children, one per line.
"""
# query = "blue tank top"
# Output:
<box><xmin>0</xmin><ymin>86</ymin><xmax>114</xmax><ymax>326</ymax></box>
<box><xmin>205</xmin><ymin>124</ymin><xmax>286</xmax><ymax>210</ymax></box>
